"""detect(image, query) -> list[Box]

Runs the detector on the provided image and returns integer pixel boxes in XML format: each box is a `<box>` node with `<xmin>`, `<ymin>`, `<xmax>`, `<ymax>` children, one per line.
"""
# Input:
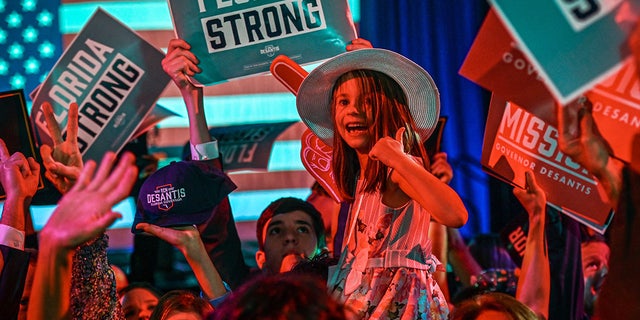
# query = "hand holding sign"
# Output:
<box><xmin>557</xmin><ymin>98</ymin><xmax>611</xmax><ymax>179</ymax></box>
<box><xmin>513</xmin><ymin>171</ymin><xmax>546</xmax><ymax>218</ymax></box>
<box><xmin>557</xmin><ymin>97</ymin><xmax>624</xmax><ymax>208</ymax></box>
<box><xmin>162</xmin><ymin>39</ymin><xmax>202</xmax><ymax>91</ymax></box>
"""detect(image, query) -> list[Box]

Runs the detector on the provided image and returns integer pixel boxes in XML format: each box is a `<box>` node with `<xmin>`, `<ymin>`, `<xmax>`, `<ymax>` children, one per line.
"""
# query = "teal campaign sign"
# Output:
<box><xmin>489</xmin><ymin>0</ymin><xmax>635</xmax><ymax>104</ymax></box>
<box><xmin>30</xmin><ymin>8</ymin><xmax>170</xmax><ymax>162</ymax></box>
<box><xmin>168</xmin><ymin>0</ymin><xmax>357</xmax><ymax>85</ymax></box>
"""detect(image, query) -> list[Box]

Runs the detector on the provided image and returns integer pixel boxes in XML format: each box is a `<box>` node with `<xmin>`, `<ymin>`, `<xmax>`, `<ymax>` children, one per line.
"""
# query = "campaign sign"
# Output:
<box><xmin>489</xmin><ymin>0</ymin><xmax>634</xmax><ymax>104</ymax></box>
<box><xmin>461</xmin><ymin>8</ymin><xmax>640</xmax><ymax>166</ymax></box>
<box><xmin>482</xmin><ymin>95</ymin><xmax>613</xmax><ymax>233</ymax></box>
<box><xmin>209</xmin><ymin>121</ymin><xmax>297</xmax><ymax>171</ymax></box>
<box><xmin>459</xmin><ymin>9</ymin><xmax>556</xmax><ymax>122</ymax></box>
<box><xmin>30</xmin><ymin>8</ymin><xmax>170</xmax><ymax>162</ymax></box>
<box><xmin>585</xmin><ymin>57</ymin><xmax>640</xmax><ymax>168</ymax></box>
<box><xmin>0</xmin><ymin>90</ymin><xmax>44</xmax><ymax>199</ymax></box>
<box><xmin>168</xmin><ymin>0</ymin><xmax>357</xmax><ymax>85</ymax></box>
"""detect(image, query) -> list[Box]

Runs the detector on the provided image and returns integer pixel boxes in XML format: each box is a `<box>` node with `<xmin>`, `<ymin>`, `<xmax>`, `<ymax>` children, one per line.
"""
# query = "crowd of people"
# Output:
<box><xmin>0</xmin><ymin>30</ymin><xmax>638</xmax><ymax>320</ymax></box>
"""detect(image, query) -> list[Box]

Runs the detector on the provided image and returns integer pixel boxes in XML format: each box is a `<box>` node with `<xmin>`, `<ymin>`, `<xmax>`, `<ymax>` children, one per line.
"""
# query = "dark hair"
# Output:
<box><xmin>290</xmin><ymin>250</ymin><xmax>338</xmax><ymax>282</ymax></box>
<box><xmin>468</xmin><ymin>233</ymin><xmax>517</xmax><ymax>271</ymax></box>
<box><xmin>310</xmin><ymin>181</ymin><xmax>330</xmax><ymax>197</ymax></box>
<box><xmin>330</xmin><ymin>69</ymin><xmax>429</xmax><ymax>200</ymax></box>
<box><xmin>451</xmin><ymin>292</ymin><xmax>539</xmax><ymax>320</ymax></box>
<box><xmin>256</xmin><ymin>197</ymin><xmax>326</xmax><ymax>251</ymax></box>
<box><xmin>210</xmin><ymin>273</ymin><xmax>348</xmax><ymax>320</ymax></box>
<box><xmin>119</xmin><ymin>282</ymin><xmax>163</xmax><ymax>299</ymax></box>
<box><xmin>149</xmin><ymin>290</ymin><xmax>213</xmax><ymax>320</ymax></box>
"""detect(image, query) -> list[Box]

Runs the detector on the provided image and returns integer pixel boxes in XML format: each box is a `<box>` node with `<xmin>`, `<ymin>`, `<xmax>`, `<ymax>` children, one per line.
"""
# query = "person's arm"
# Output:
<box><xmin>557</xmin><ymin>98</ymin><xmax>624</xmax><ymax>208</ymax></box>
<box><xmin>161</xmin><ymin>38</ymin><xmax>248</xmax><ymax>289</ymax></box>
<box><xmin>446</xmin><ymin>227</ymin><xmax>482</xmax><ymax>288</ymax></box>
<box><xmin>0</xmin><ymin>138</ymin><xmax>40</xmax><ymax>252</ymax></box>
<box><xmin>134</xmin><ymin>223</ymin><xmax>229</xmax><ymax>300</ymax></box>
<box><xmin>428</xmin><ymin>221</ymin><xmax>449</xmax><ymax>301</ymax></box>
<box><xmin>0</xmin><ymin>138</ymin><xmax>40</xmax><ymax>319</ymax></box>
<box><xmin>161</xmin><ymin>39</ymin><xmax>215</xmax><ymax>154</ymax></box>
<box><xmin>370</xmin><ymin>128</ymin><xmax>468</xmax><ymax>227</ymax></box>
<box><xmin>513</xmin><ymin>171</ymin><xmax>550</xmax><ymax>319</ymax></box>
<box><xmin>427</xmin><ymin>152</ymin><xmax>454</xmax><ymax>300</ymax></box>
<box><xmin>27</xmin><ymin>152</ymin><xmax>137</xmax><ymax>320</ymax></box>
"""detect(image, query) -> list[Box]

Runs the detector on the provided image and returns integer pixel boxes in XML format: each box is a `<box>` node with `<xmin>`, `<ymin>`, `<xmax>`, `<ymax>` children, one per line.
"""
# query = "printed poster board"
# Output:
<box><xmin>482</xmin><ymin>95</ymin><xmax>613</xmax><ymax>233</ymax></box>
<box><xmin>488</xmin><ymin>0</ymin><xmax>635</xmax><ymax>104</ymax></box>
<box><xmin>209</xmin><ymin>121</ymin><xmax>297</xmax><ymax>171</ymax></box>
<box><xmin>460</xmin><ymin>8</ymin><xmax>640</xmax><ymax>166</ymax></box>
<box><xmin>168</xmin><ymin>0</ymin><xmax>357</xmax><ymax>85</ymax></box>
<box><xmin>30</xmin><ymin>8</ymin><xmax>170</xmax><ymax>162</ymax></box>
<box><xmin>0</xmin><ymin>90</ymin><xmax>44</xmax><ymax>199</ymax></box>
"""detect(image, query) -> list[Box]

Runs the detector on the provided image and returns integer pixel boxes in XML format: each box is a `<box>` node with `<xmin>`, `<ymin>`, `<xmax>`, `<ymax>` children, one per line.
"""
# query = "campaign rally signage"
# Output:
<box><xmin>209</xmin><ymin>121</ymin><xmax>297</xmax><ymax>171</ymax></box>
<box><xmin>168</xmin><ymin>0</ymin><xmax>357</xmax><ymax>85</ymax></box>
<box><xmin>482</xmin><ymin>95</ymin><xmax>613</xmax><ymax>233</ymax></box>
<box><xmin>30</xmin><ymin>8</ymin><xmax>170</xmax><ymax>162</ymax></box>
<box><xmin>459</xmin><ymin>9</ymin><xmax>555</xmax><ymax>123</ymax></box>
<box><xmin>584</xmin><ymin>57</ymin><xmax>640</xmax><ymax>169</ymax></box>
<box><xmin>461</xmin><ymin>8</ymin><xmax>640</xmax><ymax>166</ymax></box>
<box><xmin>488</xmin><ymin>0</ymin><xmax>635</xmax><ymax>104</ymax></box>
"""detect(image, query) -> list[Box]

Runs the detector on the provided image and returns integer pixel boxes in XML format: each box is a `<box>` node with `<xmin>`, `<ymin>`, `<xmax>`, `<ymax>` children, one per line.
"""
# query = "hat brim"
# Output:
<box><xmin>296</xmin><ymin>48</ymin><xmax>440</xmax><ymax>147</ymax></box>
<box><xmin>131</xmin><ymin>201</ymin><xmax>213</xmax><ymax>234</ymax></box>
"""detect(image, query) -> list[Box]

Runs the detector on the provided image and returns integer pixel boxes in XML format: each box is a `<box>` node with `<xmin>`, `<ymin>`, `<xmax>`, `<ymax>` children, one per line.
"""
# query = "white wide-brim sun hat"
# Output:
<box><xmin>296</xmin><ymin>48</ymin><xmax>440</xmax><ymax>148</ymax></box>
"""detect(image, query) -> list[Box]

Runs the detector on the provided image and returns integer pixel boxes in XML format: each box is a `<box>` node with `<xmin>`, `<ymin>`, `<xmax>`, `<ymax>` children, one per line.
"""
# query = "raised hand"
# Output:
<box><xmin>135</xmin><ymin>222</ymin><xmax>227</xmax><ymax>299</ymax></box>
<box><xmin>39</xmin><ymin>101</ymin><xmax>83</xmax><ymax>194</ymax></box>
<box><xmin>135</xmin><ymin>223</ymin><xmax>201</xmax><ymax>256</ymax></box>
<box><xmin>0</xmin><ymin>138</ymin><xmax>40</xmax><ymax>200</ymax></box>
<box><xmin>513</xmin><ymin>171</ymin><xmax>546</xmax><ymax>218</ymax></box>
<box><xmin>369</xmin><ymin>127</ymin><xmax>407</xmax><ymax>166</ymax></box>
<box><xmin>162</xmin><ymin>38</ymin><xmax>202</xmax><ymax>91</ymax></box>
<box><xmin>430</xmin><ymin>152</ymin><xmax>453</xmax><ymax>184</ymax></box>
<box><xmin>557</xmin><ymin>97</ymin><xmax>610</xmax><ymax>177</ymax></box>
<box><xmin>347</xmin><ymin>38</ymin><xmax>373</xmax><ymax>51</ymax></box>
<box><xmin>39</xmin><ymin>152</ymin><xmax>137</xmax><ymax>249</ymax></box>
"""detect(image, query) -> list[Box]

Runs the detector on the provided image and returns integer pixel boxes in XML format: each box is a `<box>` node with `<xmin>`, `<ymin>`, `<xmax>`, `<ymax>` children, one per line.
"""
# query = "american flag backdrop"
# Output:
<box><xmin>0</xmin><ymin>0</ymin><xmax>361</xmax><ymax>238</ymax></box>
<box><xmin>0</xmin><ymin>0</ymin><xmax>61</xmax><ymax>95</ymax></box>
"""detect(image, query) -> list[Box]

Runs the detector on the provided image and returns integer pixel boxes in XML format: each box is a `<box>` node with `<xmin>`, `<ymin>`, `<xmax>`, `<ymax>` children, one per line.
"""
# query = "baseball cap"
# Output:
<box><xmin>132</xmin><ymin>161</ymin><xmax>237</xmax><ymax>233</ymax></box>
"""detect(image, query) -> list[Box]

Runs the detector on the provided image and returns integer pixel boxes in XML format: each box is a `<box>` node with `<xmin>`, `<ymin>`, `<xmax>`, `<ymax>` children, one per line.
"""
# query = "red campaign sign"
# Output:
<box><xmin>459</xmin><ymin>8</ymin><xmax>555</xmax><ymax>123</ymax></box>
<box><xmin>461</xmin><ymin>8</ymin><xmax>640</xmax><ymax>166</ymax></box>
<box><xmin>481</xmin><ymin>95</ymin><xmax>613</xmax><ymax>233</ymax></box>
<box><xmin>300</xmin><ymin>128</ymin><xmax>342</xmax><ymax>203</ymax></box>
<box><xmin>585</xmin><ymin>58</ymin><xmax>640</xmax><ymax>166</ymax></box>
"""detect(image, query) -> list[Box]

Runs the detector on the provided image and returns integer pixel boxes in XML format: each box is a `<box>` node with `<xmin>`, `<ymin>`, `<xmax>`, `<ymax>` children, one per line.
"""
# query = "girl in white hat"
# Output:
<box><xmin>297</xmin><ymin>49</ymin><xmax>468</xmax><ymax>319</ymax></box>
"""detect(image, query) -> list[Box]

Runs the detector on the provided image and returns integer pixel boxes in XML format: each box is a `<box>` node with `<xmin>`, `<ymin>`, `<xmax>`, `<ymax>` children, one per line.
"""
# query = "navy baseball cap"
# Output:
<box><xmin>132</xmin><ymin>161</ymin><xmax>237</xmax><ymax>233</ymax></box>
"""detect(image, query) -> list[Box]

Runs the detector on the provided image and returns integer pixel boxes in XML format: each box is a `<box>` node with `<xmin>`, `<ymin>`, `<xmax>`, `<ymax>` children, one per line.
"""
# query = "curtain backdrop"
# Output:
<box><xmin>358</xmin><ymin>0</ymin><xmax>492</xmax><ymax>237</ymax></box>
